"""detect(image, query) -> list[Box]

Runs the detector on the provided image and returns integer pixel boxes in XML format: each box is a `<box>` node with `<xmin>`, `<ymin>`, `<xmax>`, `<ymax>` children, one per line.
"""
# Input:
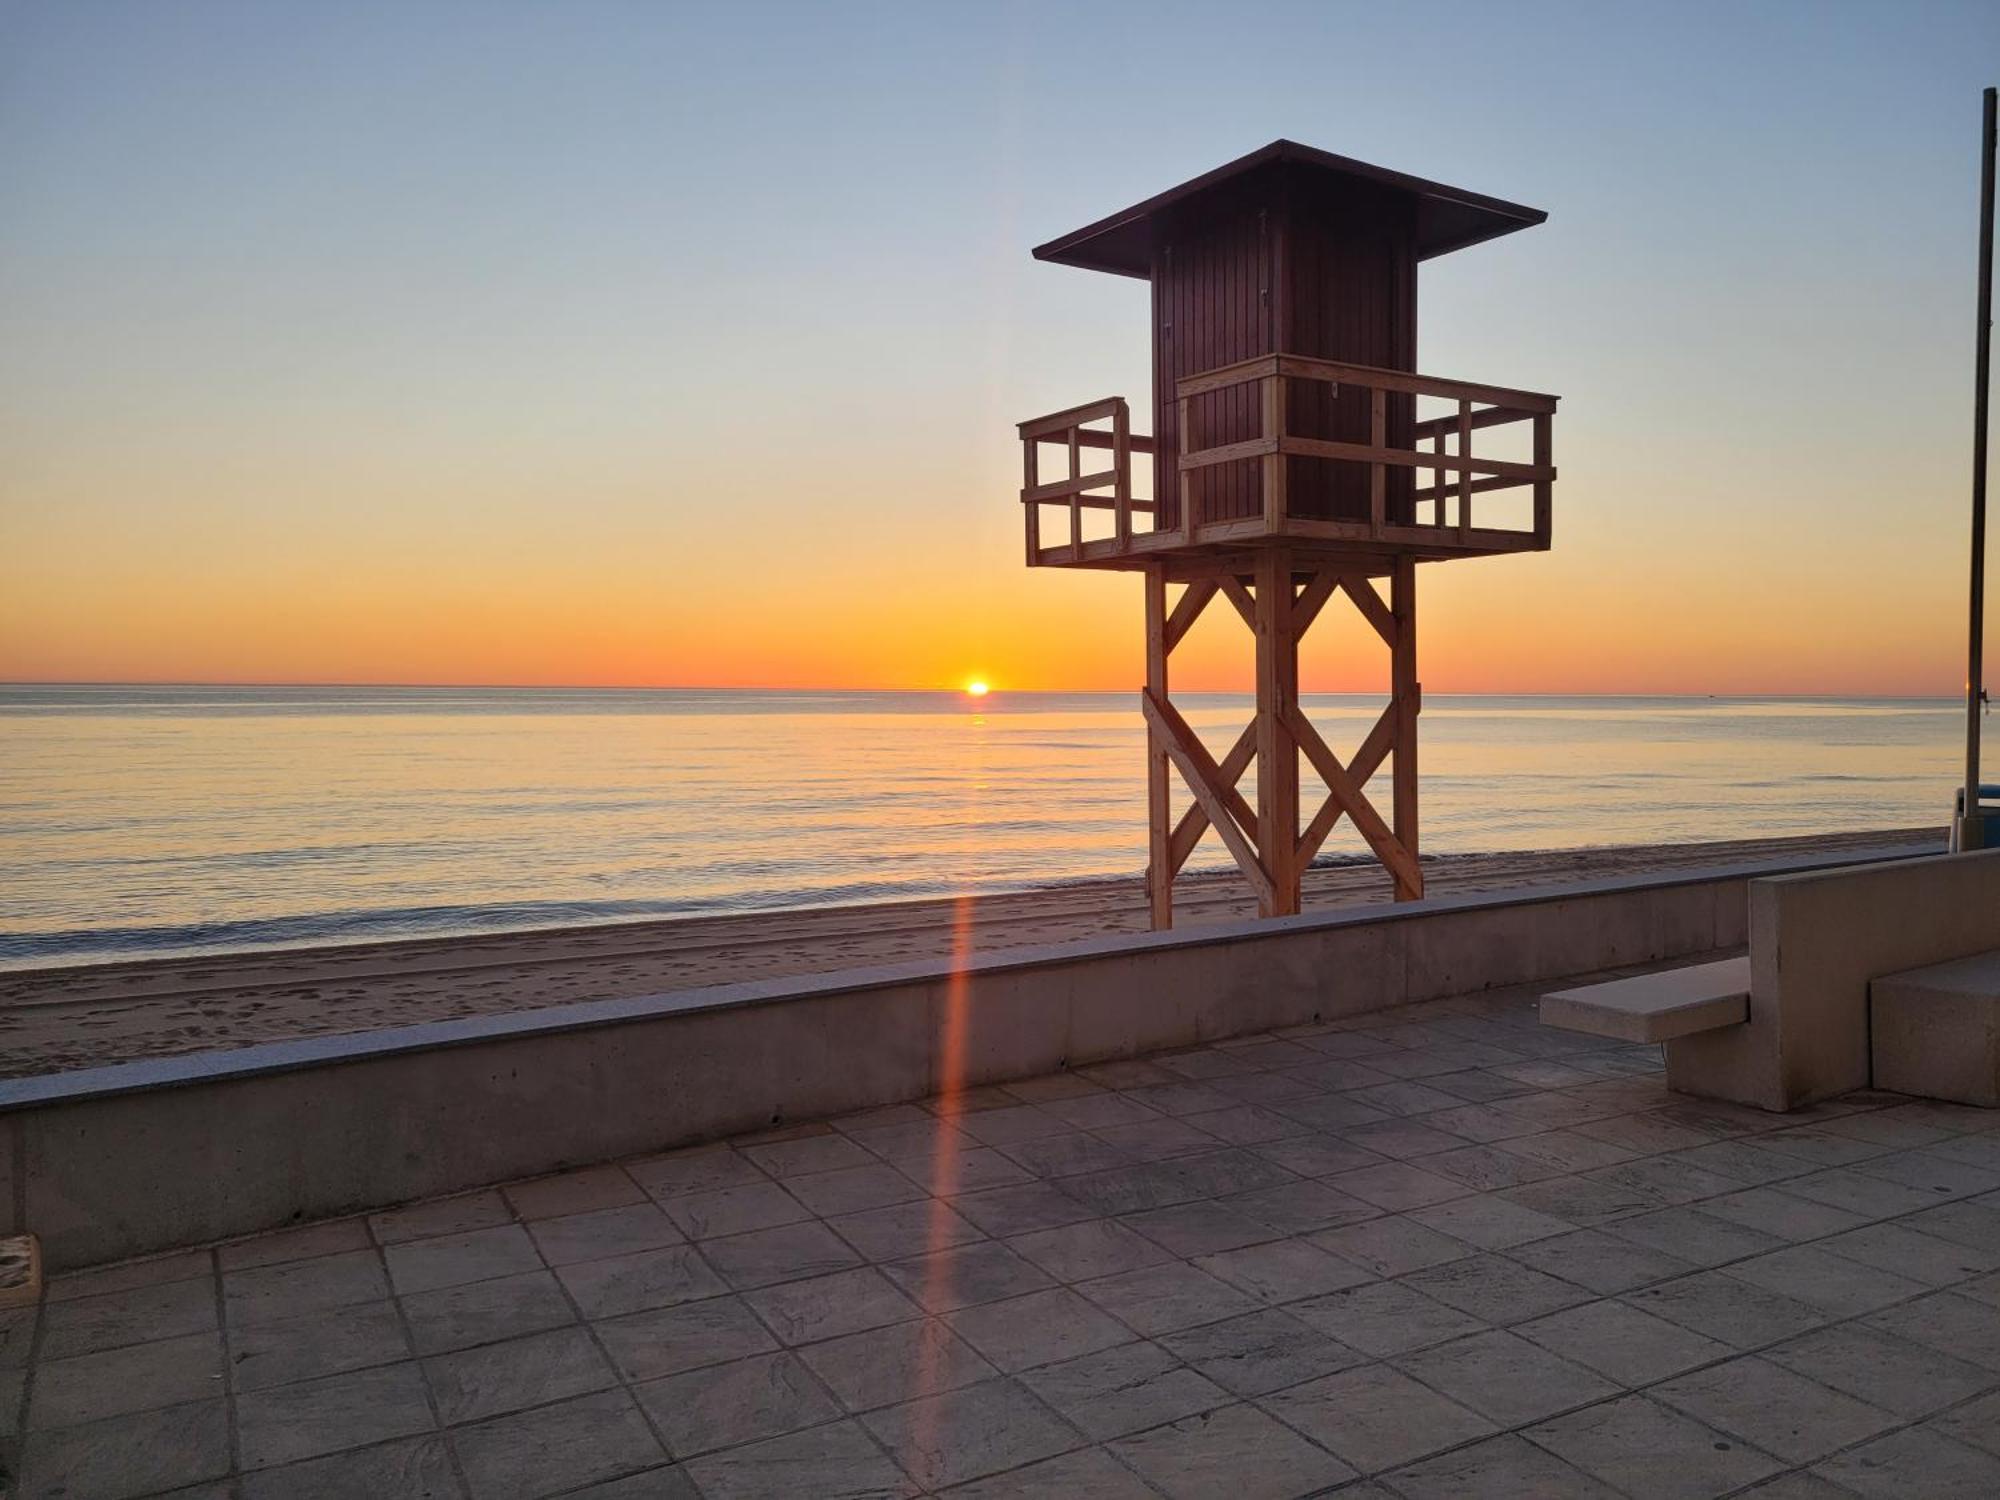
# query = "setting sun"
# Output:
<box><xmin>964</xmin><ymin>680</ymin><xmax>990</xmax><ymax>697</ymax></box>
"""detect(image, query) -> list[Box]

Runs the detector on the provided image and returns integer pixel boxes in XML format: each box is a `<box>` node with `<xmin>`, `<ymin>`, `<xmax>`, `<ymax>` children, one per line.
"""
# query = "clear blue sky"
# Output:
<box><xmin>3</xmin><ymin>1</ymin><xmax>1997</xmax><ymax>691</ymax></box>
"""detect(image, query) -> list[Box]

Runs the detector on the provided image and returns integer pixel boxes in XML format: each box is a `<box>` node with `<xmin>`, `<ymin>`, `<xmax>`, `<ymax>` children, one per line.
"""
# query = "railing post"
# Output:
<box><xmin>1068</xmin><ymin>425</ymin><xmax>1083</xmax><ymax>558</ymax></box>
<box><xmin>1023</xmin><ymin>437</ymin><xmax>1040</xmax><ymax>565</ymax></box>
<box><xmin>1457</xmin><ymin>399</ymin><xmax>1473</xmax><ymax>539</ymax></box>
<box><xmin>1369</xmin><ymin>385</ymin><xmax>1386</xmax><ymax>535</ymax></box>
<box><xmin>1114</xmin><ymin>399</ymin><xmax>1132</xmax><ymax>550</ymax></box>
<box><xmin>1533</xmin><ymin>411</ymin><xmax>1552</xmax><ymax>546</ymax></box>
<box><xmin>1261</xmin><ymin>373</ymin><xmax>1287</xmax><ymax>533</ymax></box>
<box><xmin>1178</xmin><ymin>394</ymin><xmax>1195</xmax><ymax>543</ymax></box>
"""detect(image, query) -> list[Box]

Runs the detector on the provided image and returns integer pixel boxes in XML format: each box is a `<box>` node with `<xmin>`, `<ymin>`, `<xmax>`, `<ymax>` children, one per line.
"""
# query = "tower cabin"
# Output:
<box><xmin>1015</xmin><ymin>141</ymin><xmax>1559</xmax><ymax>926</ymax></box>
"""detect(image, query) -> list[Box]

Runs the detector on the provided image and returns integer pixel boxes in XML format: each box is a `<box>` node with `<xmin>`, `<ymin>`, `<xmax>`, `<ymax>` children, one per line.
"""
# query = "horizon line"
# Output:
<box><xmin>0</xmin><ymin>679</ymin><xmax>1969</xmax><ymax>703</ymax></box>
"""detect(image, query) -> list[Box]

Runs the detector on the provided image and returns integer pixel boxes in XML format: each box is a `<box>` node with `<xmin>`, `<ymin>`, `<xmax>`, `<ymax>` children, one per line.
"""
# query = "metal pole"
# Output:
<box><xmin>1965</xmin><ymin>86</ymin><xmax>1996</xmax><ymax>847</ymax></box>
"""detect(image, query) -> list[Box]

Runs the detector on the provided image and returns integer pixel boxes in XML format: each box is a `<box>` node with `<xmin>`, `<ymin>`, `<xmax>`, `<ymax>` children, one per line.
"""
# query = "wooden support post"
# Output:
<box><xmin>1144</xmin><ymin>565</ymin><xmax>1172</xmax><ymax>929</ymax></box>
<box><xmin>1255</xmin><ymin>549</ymin><xmax>1302</xmax><ymax>917</ymax></box>
<box><xmin>1391</xmin><ymin>555</ymin><xmax>1423</xmax><ymax>902</ymax></box>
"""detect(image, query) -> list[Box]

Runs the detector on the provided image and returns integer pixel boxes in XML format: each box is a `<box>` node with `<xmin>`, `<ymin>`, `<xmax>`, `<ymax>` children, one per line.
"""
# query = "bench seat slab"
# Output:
<box><xmin>1540</xmin><ymin>956</ymin><xmax>1751</xmax><ymax>1044</ymax></box>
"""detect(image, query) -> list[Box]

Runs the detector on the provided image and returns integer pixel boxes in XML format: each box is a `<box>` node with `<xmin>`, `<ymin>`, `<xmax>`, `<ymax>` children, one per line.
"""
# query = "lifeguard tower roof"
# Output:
<box><xmin>1033</xmin><ymin>139</ymin><xmax>1547</xmax><ymax>278</ymax></box>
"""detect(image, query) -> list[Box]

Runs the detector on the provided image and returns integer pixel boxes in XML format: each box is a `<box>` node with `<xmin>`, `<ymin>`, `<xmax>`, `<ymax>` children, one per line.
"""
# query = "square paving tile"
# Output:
<box><xmin>1652</xmin><ymin>1355</ymin><xmax>1896</xmax><ymax>1463</ymax></box>
<box><xmin>594</xmin><ymin>1296</ymin><xmax>777</xmax><ymax>1382</ymax></box>
<box><xmin>1813</xmin><ymin>1426</ymin><xmax>2000</xmax><ymax>1498</ymax></box>
<box><xmin>17</xmin><ymin>1399</ymin><xmax>231</xmax><ymax>1500</ymax></box>
<box><xmin>1329</xmin><ymin>1161</ymin><xmax>1469</xmax><ymax>1210</ymax></box>
<box><xmin>1386</xmin><ymin>1432</ymin><xmax>1621</xmax><ymax>1499</ymax></box>
<box><xmin>371</xmin><ymin>1191</ymin><xmax>515</xmax><ymax>1245</ymax></box>
<box><xmin>882</xmin><ymin>1240</ymin><xmax>1056</xmax><ymax>1313</ymax></box>
<box><xmin>1407</xmin><ymin>1191</ymin><xmax>1572</xmax><ymax>1250</ymax></box>
<box><xmin>1157</xmin><ymin>1308</ymin><xmax>1365</xmax><ymax>1396</ymax></box>
<box><xmin>784</xmin><ymin>1163</ymin><xmax>929</xmax><ymax>1217</ymax></box>
<box><xmin>452</xmin><ymin>1387</ymin><xmax>666</xmax><ymax>1500</ymax></box>
<box><xmin>400</xmin><ymin>1270</ymin><xmax>576</xmax><ymax>1356</ymax></box>
<box><xmin>661</xmin><ymin>1182</ymin><xmax>810</xmax><ymax>1241</ymax></box>
<box><xmin>27</xmin><ymin>1330</ymin><xmax>224</xmax><ymax>1430</ymax></box>
<box><xmin>952</xmin><ymin>1182</ymin><xmax>1099</xmax><ymax>1237</ymax></box>
<box><xmin>1526</xmin><ymin>1393</ymin><xmax>1784</xmax><ymax>1499</ymax></box>
<box><xmin>862</xmin><ymin>1376</ymin><xmax>1080</xmax><ymax>1489</ymax></box>
<box><xmin>217</xmin><ymin>1219</ymin><xmax>371</xmax><ymax>1272</ymax></box>
<box><xmin>422</xmin><ymin>1326</ymin><xmax>617</xmax><ymax>1425</ymax></box>
<box><xmin>1289</xmin><ymin>1280</ymin><xmax>1485</xmax><ymax>1357</ymax></box>
<box><xmin>826</xmin><ymin>1197</ymin><xmax>984</xmax><ymax>1262</ymax></box>
<box><xmin>385</xmin><ymin>1226</ymin><xmax>541</xmax><ymax>1296</ymax></box>
<box><xmin>224</xmin><ymin>1249</ymin><xmax>390</xmax><ymax>1325</ymax></box>
<box><xmin>1120</xmin><ymin>1200</ymin><xmax>1282</xmax><ymax>1258</ymax></box>
<box><xmin>1517</xmin><ymin>1298</ymin><xmax>1728</xmax><ymax>1387</ymax></box>
<box><xmin>1506</xmin><ymin>1228</ymin><xmax>1698</xmax><ymax>1294</ymax></box>
<box><xmin>1819</xmin><ymin>1221</ymin><xmax>1999</xmax><ymax>1286</ymax></box>
<box><xmin>798</xmin><ymin>1316</ymin><xmax>996</xmax><ymax>1412</ymax></box>
<box><xmin>1764</xmin><ymin>1323</ymin><xmax>1994</xmax><ymax>1418</ymax></box>
<box><xmin>627</xmin><ymin>1145</ymin><xmax>765</xmax><ymax>1200</ymax></box>
<box><xmin>1625</xmin><ymin>1270</ymin><xmax>1828</xmax><ymax>1349</ymax></box>
<box><xmin>701</xmin><ymin>1221</ymin><xmax>862</xmax><ymax>1290</ymax></box>
<box><xmin>1078</xmin><ymin>1261</ymin><xmax>1262</xmax><ymax>1337</ymax></box>
<box><xmin>1110</xmin><ymin>1401</ymin><xmax>1355</xmax><ymax>1499</ymax></box>
<box><xmin>743</xmin><ymin>1265</ymin><xmax>921</xmax><ymax>1344</ymax></box>
<box><xmin>558</xmin><ymin>1244</ymin><xmax>728</xmax><ymax>1319</ymax></box>
<box><xmin>1867</xmin><ymin>1289</ymin><xmax>2000</xmax><ymax>1371</ymax></box>
<box><xmin>228</xmin><ymin>1300</ymin><xmax>410</xmax><ymax>1391</ymax></box>
<box><xmin>1009</xmin><ymin>1219</ymin><xmax>1174</xmax><ymax>1282</ymax></box>
<box><xmin>637</xmin><ymin>1350</ymin><xmax>842</xmax><ymax>1456</ymax></box>
<box><xmin>1263</xmin><ymin>1362</ymin><xmax>1494</xmax><ymax>1473</ymax></box>
<box><xmin>740</xmin><ymin>1132</ymin><xmax>874</xmax><ymax>1178</ymax></box>
<box><xmin>528</xmin><ymin>1203</ymin><xmax>683</xmax><ymax>1267</ymax></box>
<box><xmin>945</xmin><ymin>1286</ymin><xmax>1135</xmax><ymax>1371</ymax></box>
<box><xmin>1694</xmin><ymin>1185</ymin><xmax>1866</xmax><ymax>1244</ymax></box>
<box><xmin>1721</xmin><ymin>1243</ymin><xmax>1927</xmax><ymax>1316</ymax></box>
<box><xmin>504</xmin><ymin>1166</ymin><xmax>646</xmax><ymax>1221</ymax></box>
<box><xmin>1310</xmin><ymin>1215</ymin><xmax>1472</xmax><ymax>1277</ymax></box>
<box><xmin>942</xmin><ymin>1444</ymin><xmax>1157</xmax><ymax>1498</ymax></box>
<box><xmin>238</xmin><ymin>1433</ymin><xmax>462</xmax><ymax>1499</ymax></box>
<box><xmin>236</xmin><ymin>1361</ymin><xmax>435</xmax><ymax>1470</ymax></box>
<box><xmin>1021</xmin><ymin>1340</ymin><xmax>1229</xmax><ymax>1439</ymax></box>
<box><xmin>1403</xmin><ymin>1252</ymin><xmax>1590</xmax><ymax>1324</ymax></box>
<box><xmin>1191</xmin><ymin>1238</ymin><xmax>1372</xmax><ymax>1304</ymax></box>
<box><xmin>1396</xmin><ymin>1328</ymin><xmax>1618</xmax><ymax>1426</ymax></box>
<box><xmin>681</xmin><ymin>1418</ymin><xmax>919</xmax><ymax>1500</ymax></box>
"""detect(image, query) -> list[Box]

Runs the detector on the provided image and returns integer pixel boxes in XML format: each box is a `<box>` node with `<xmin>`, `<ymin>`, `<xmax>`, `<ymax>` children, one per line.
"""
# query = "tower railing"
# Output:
<box><xmin>1016</xmin><ymin>398</ymin><xmax>1155</xmax><ymax>563</ymax></box>
<box><xmin>1176</xmin><ymin>354</ymin><xmax>1556</xmax><ymax>549</ymax></box>
<box><xmin>1016</xmin><ymin>357</ymin><xmax>1556</xmax><ymax>566</ymax></box>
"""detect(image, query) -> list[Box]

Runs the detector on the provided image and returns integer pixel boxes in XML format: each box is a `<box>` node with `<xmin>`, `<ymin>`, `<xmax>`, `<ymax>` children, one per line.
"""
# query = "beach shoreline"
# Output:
<box><xmin>0</xmin><ymin>828</ymin><xmax>1936</xmax><ymax>1079</ymax></box>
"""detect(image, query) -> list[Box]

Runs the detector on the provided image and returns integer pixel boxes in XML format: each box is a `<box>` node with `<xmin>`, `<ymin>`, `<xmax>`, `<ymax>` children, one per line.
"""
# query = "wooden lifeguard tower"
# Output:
<box><xmin>1015</xmin><ymin>141</ymin><xmax>1559</xmax><ymax>927</ymax></box>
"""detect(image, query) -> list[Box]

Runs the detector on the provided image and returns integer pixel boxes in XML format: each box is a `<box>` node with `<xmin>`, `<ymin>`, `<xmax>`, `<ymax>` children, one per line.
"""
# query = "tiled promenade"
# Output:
<box><xmin>14</xmin><ymin>971</ymin><xmax>2000</xmax><ymax>1499</ymax></box>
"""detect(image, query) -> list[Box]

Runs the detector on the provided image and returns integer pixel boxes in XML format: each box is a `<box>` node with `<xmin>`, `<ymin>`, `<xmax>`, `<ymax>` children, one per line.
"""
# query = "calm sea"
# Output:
<box><xmin>0</xmin><ymin>685</ymin><xmax>1963</xmax><ymax>969</ymax></box>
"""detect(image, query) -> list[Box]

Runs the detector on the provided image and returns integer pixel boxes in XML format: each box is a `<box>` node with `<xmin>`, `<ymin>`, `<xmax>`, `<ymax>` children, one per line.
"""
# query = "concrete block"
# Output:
<box><xmin>1672</xmin><ymin>850</ymin><xmax>2000</xmax><ymax>1113</ymax></box>
<box><xmin>1872</xmin><ymin>952</ymin><xmax>2000</xmax><ymax>1107</ymax></box>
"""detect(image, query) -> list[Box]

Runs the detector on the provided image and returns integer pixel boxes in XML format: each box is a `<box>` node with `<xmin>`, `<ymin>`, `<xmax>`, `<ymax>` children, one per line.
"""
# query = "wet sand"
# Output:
<box><xmin>0</xmin><ymin>829</ymin><xmax>1937</xmax><ymax>1078</ymax></box>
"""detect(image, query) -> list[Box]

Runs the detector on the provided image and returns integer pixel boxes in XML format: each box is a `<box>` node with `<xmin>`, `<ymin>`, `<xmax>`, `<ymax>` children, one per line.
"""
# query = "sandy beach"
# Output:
<box><xmin>0</xmin><ymin>828</ymin><xmax>1933</xmax><ymax>1079</ymax></box>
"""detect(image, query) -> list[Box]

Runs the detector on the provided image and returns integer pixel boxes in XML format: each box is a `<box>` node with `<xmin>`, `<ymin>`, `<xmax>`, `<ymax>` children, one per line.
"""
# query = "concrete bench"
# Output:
<box><xmin>1540</xmin><ymin>956</ymin><xmax>1750</xmax><ymax>1043</ymax></box>
<box><xmin>1873</xmin><ymin>950</ymin><xmax>2000</xmax><ymax>1106</ymax></box>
